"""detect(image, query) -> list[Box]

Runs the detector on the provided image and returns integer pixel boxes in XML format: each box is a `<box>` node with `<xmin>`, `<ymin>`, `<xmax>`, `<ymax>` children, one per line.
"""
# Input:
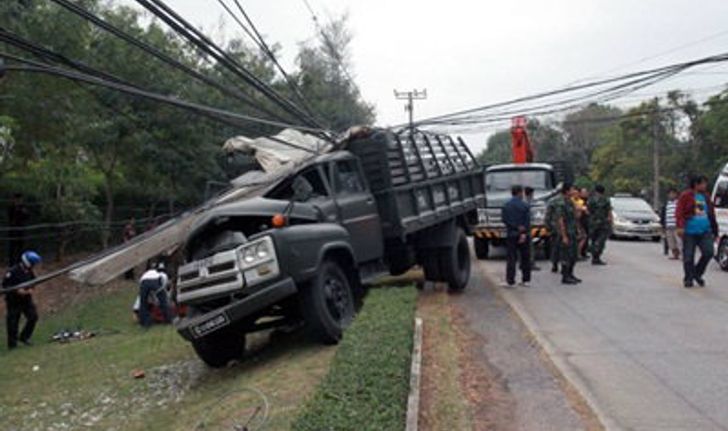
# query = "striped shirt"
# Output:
<box><xmin>665</xmin><ymin>200</ymin><xmax>677</xmax><ymax>228</ymax></box>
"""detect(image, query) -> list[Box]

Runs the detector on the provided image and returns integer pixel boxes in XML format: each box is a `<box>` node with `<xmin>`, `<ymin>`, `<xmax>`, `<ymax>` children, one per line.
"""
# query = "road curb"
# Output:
<box><xmin>479</xmin><ymin>264</ymin><xmax>620</xmax><ymax>431</ymax></box>
<box><xmin>405</xmin><ymin>317</ymin><xmax>423</xmax><ymax>431</ymax></box>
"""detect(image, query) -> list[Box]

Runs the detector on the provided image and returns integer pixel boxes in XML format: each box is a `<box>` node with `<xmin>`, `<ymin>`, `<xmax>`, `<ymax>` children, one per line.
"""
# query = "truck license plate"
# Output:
<box><xmin>191</xmin><ymin>312</ymin><xmax>230</xmax><ymax>338</ymax></box>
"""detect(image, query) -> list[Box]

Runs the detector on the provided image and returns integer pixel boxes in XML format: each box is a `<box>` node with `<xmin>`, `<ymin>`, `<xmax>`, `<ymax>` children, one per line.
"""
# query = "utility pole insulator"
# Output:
<box><xmin>394</xmin><ymin>88</ymin><xmax>427</xmax><ymax>134</ymax></box>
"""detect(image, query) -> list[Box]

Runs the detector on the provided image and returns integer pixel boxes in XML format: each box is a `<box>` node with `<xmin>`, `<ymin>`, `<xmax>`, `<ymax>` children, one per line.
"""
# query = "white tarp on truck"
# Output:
<box><xmin>67</xmin><ymin>129</ymin><xmax>330</xmax><ymax>286</ymax></box>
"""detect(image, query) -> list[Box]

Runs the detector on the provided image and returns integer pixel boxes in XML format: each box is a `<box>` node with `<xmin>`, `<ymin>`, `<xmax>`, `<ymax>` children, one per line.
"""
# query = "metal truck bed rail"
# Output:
<box><xmin>347</xmin><ymin>130</ymin><xmax>485</xmax><ymax>238</ymax></box>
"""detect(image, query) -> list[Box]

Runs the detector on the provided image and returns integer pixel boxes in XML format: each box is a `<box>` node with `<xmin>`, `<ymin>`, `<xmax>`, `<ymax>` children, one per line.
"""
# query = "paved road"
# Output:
<box><xmin>452</xmin><ymin>261</ymin><xmax>589</xmax><ymax>430</ymax></box>
<box><xmin>480</xmin><ymin>239</ymin><xmax>728</xmax><ymax>431</ymax></box>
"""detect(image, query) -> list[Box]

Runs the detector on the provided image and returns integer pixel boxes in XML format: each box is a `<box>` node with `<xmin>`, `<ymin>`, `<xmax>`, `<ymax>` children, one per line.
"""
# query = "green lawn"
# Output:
<box><xmin>0</xmin><ymin>283</ymin><xmax>336</xmax><ymax>430</ymax></box>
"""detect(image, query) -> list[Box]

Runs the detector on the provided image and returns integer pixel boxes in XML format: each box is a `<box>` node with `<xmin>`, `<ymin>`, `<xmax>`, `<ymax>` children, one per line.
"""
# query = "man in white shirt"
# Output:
<box><xmin>137</xmin><ymin>263</ymin><xmax>172</xmax><ymax>327</ymax></box>
<box><xmin>661</xmin><ymin>188</ymin><xmax>681</xmax><ymax>260</ymax></box>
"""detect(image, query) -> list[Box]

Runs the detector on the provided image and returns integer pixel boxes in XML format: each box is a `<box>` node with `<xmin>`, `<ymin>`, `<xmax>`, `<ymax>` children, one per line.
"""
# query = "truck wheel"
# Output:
<box><xmin>718</xmin><ymin>238</ymin><xmax>728</xmax><ymax>271</ymax></box>
<box><xmin>474</xmin><ymin>237</ymin><xmax>489</xmax><ymax>260</ymax></box>
<box><xmin>302</xmin><ymin>260</ymin><xmax>355</xmax><ymax>344</ymax></box>
<box><xmin>652</xmin><ymin>236</ymin><xmax>661</xmax><ymax>243</ymax></box>
<box><xmin>441</xmin><ymin>228</ymin><xmax>471</xmax><ymax>292</ymax></box>
<box><xmin>191</xmin><ymin>328</ymin><xmax>246</xmax><ymax>368</ymax></box>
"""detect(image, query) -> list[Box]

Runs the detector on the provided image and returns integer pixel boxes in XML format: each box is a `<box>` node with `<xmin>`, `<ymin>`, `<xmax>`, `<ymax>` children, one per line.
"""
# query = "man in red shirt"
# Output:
<box><xmin>676</xmin><ymin>175</ymin><xmax>718</xmax><ymax>288</ymax></box>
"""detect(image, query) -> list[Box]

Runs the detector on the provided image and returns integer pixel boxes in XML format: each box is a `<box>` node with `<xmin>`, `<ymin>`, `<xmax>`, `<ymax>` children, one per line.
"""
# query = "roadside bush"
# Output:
<box><xmin>292</xmin><ymin>286</ymin><xmax>417</xmax><ymax>431</ymax></box>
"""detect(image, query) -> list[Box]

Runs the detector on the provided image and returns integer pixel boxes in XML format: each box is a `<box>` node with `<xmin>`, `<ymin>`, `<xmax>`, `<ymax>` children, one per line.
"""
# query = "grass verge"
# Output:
<box><xmin>0</xmin><ymin>281</ymin><xmax>336</xmax><ymax>430</ymax></box>
<box><xmin>292</xmin><ymin>286</ymin><xmax>417</xmax><ymax>431</ymax></box>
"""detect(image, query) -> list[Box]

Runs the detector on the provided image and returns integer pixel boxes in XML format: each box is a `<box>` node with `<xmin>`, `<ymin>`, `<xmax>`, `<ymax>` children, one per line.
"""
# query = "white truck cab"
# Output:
<box><xmin>711</xmin><ymin>162</ymin><xmax>728</xmax><ymax>270</ymax></box>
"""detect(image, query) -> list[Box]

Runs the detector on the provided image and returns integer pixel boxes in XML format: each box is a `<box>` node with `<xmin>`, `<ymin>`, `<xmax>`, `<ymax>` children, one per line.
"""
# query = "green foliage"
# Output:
<box><xmin>0</xmin><ymin>1</ymin><xmax>374</xmax><ymax>256</ymax></box>
<box><xmin>292</xmin><ymin>287</ymin><xmax>417</xmax><ymax>431</ymax></box>
<box><xmin>477</xmin><ymin>130</ymin><xmax>511</xmax><ymax>164</ymax></box>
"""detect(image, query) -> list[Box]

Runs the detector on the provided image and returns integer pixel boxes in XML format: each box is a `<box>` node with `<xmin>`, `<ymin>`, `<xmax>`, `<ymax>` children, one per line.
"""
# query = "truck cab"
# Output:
<box><xmin>473</xmin><ymin>163</ymin><xmax>558</xmax><ymax>259</ymax></box>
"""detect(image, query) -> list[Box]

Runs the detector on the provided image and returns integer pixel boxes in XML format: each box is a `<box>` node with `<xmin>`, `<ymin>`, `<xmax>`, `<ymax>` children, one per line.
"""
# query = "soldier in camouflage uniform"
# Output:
<box><xmin>554</xmin><ymin>184</ymin><xmax>581</xmax><ymax>284</ymax></box>
<box><xmin>545</xmin><ymin>197</ymin><xmax>561</xmax><ymax>273</ymax></box>
<box><xmin>588</xmin><ymin>184</ymin><xmax>612</xmax><ymax>265</ymax></box>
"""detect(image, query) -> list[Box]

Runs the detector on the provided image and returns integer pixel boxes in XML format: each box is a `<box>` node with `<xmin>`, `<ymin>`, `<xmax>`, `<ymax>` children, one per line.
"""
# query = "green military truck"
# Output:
<box><xmin>174</xmin><ymin>129</ymin><xmax>485</xmax><ymax>367</ymax></box>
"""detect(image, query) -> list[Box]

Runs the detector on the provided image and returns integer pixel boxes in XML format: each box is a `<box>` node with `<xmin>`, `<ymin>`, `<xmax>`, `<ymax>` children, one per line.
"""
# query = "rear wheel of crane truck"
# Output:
<box><xmin>301</xmin><ymin>259</ymin><xmax>355</xmax><ymax>345</ymax></box>
<box><xmin>442</xmin><ymin>227</ymin><xmax>471</xmax><ymax>292</ymax></box>
<box><xmin>474</xmin><ymin>236</ymin><xmax>489</xmax><ymax>260</ymax></box>
<box><xmin>191</xmin><ymin>326</ymin><xmax>246</xmax><ymax>368</ymax></box>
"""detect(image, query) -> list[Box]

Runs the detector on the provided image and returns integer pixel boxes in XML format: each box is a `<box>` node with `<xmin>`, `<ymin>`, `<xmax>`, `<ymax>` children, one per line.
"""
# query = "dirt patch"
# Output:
<box><xmin>418</xmin><ymin>285</ymin><xmax>472</xmax><ymax>431</ymax></box>
<box><xmin>418</xmin><ymin>284</ymin><xmax>518</xmax><ymax>431</ymax></box>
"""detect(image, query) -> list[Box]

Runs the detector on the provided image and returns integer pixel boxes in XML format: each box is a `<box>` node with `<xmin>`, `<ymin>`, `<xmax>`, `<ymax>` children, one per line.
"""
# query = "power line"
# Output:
<box><xmin>413</xmin><ymin>51</ymin><xmax>728</xmax><ymax>127</ymax></box>
<box><xmin>134</xmin><ymin>0</ymin><xmax>323</xmax><ymax>130</ymax></box>
<box><xmin>215</xmin><ymin>0</ymin><xmax>325</xmax><ymax>128</ymax></box>
<box><xmin>0</xmin><ymin>53</ymin><xmax>327</xmax><ymax>142</ymax></box>
<box><xmin>44</xmin><ymin>0</ymin><xmax>297</xmax><ymax>126</ymax></box>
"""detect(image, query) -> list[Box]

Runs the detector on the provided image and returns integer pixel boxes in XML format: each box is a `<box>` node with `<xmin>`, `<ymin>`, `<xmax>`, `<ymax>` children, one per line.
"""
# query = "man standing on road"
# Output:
<box><xmin>3</xmin><ymin>250</ymin><xmax>41</xmax><ymax>349</ymax></box>
<box><xmin>546</xmin><ymin>193</ymin><xmax>561</xmax><ymax>273</ymax></box>
<box><xmin>577</xmin><ymin>188</ymin><xmax>591</xmax><ymax>259</ymax></box>
<box><xmin>502</xmin><ymin>185</ymin><xmax>531</xmax><ymax>287</ymax></box>
<box><xmin>555</xmin><ymin>184</ymin><xmax>581</xmax><ymax>285</ymax></box>
<box><xmin>676</xmin><ymin>175</ymin><xmax>718</xmax><ymax>288</ymax></box>
<box><xmin>524</xmin><ymin>187</ymin><xmax>540</xmax><ymax>271</ymax></box>
<box><xmin>661</xmin><ymin>188</ymin><xmax>681</xmax><ymax>260</ymax></box>
<box><xmin>588</xmin><ymin>184</ymin><xmax>612</xmax><ymax>265</ymax></box>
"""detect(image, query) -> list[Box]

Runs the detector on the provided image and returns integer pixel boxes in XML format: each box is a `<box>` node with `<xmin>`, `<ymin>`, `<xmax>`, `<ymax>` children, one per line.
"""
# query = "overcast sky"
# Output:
<box><xmin>125</xmin><ymin>0</ymin><xmax>728</xmax><ymax>152</ymax></box>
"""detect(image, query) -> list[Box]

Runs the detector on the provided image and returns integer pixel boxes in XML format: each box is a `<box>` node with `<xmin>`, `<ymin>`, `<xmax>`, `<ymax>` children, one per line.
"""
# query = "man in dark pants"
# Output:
<box><xmin>676</xmin><ymin>175</ymin><xmax>718</xmax><ymax>288</ymax></box>
<box><xmin>138</xmin><ymin>263</ymin><xmax>172</xmax><ymax>327</ymax></box>
<box><xmin>555</xmin><ymin>184</ymin><xmax>581</xmax><ymax>285</ymax></box>
<box><xmin>502</xmin><ymin>185</ymin><xmax>531</xmax><ymax>287</ymax></box>
<box><xmin>545</xmin><ymin>195</ymin><xmax>561</xmax><ymax>273</ymax></box>
<box><xmin>588</xmin><ymin>184</ymin><xmax>613</xmax><ymax>265</ymax></box>
<box><xmin>3</xmin><ymin>250</ymin><xmax>41</xmax><ymax>349</ymax></box>
<box><xmin>524</xmin><ymin>187</ymin><xmax>540</xmax><ymax>271</ymax></box>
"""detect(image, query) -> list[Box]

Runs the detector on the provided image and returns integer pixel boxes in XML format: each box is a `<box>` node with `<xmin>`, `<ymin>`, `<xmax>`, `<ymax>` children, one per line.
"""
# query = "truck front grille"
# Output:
<box><xmin>177</xmin><ymin>249</ymin><xmax>244</xmax><ymax>304</ymax></box>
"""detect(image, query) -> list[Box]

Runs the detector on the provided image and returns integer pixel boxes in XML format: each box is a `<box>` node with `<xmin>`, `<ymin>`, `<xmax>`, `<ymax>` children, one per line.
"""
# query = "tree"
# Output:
<box><xmin>296</xmin><ymin>14</ymin><xmax>375</xmax><ymax>131</ymax></box>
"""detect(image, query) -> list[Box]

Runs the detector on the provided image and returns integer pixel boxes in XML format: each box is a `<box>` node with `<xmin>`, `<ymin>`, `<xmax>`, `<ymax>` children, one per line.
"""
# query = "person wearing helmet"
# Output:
<box><xmin>2</xmin><ymin>250</ymin><xmax>41</xmax><ymax>349</ymax></box>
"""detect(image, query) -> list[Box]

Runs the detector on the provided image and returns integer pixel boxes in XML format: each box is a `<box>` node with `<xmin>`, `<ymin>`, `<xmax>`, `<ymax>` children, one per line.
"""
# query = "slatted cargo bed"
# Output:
<box><xmin>346</xmin><ymin>130</ymin><xmax>485</xmax><ymax>239</ymax></box>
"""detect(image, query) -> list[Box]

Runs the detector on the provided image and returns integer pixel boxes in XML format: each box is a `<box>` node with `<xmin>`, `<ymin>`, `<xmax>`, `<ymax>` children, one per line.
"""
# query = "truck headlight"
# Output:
<box><xmin>237</xmin><ymin>236</ymin><xmax>280</xmax><ymax>286</ymax></box>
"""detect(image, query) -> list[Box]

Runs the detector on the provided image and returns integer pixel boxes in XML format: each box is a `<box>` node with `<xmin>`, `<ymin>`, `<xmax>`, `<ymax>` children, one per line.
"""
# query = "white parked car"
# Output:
<box><xmin>610</xmin><ymin>195</ymin><xmax>662</xmax><ymax>242</ymax></box>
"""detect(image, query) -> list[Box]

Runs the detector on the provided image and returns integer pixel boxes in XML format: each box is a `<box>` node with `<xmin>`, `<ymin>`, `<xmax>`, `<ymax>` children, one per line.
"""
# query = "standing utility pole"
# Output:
<box><xmin>394</xmin><ymin>89</ymin><xmax>427</xmax><ymax>133</ymax></box>
<box><xmin>652</xmin><ymin>112</ymin><xmax>661</xmax><ymax>209</ymax></box>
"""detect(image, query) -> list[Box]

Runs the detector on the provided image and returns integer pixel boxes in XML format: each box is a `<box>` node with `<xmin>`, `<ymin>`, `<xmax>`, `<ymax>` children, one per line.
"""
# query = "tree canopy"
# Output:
<box><xmin>0</xmin><ymin>0</ymin><xmax>374</xmax><ymax>258</ymax></box>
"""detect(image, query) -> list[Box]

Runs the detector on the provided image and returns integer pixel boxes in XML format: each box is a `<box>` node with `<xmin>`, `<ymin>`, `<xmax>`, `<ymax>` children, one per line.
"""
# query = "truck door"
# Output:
<box><xmin>330</xmin><ymin>159</ymin><xmax>384</xmax><ymax>263</ymax></box>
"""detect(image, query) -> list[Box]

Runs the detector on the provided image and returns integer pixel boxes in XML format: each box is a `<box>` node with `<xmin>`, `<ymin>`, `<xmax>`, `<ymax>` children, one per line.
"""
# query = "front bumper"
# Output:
<box><xmin>474</xmin><ymin>225</ymin><xmax>550</xmax><ymax>241</ymax></box>
<box><xmin>612</xmin><ymin>224</ymin><xmax>661</xmax><ymax>239</ymax></box>
<box><xmin>175</xmin><ymin>277</ymin><xmax>297</xmax><ymax>341</ymax></box>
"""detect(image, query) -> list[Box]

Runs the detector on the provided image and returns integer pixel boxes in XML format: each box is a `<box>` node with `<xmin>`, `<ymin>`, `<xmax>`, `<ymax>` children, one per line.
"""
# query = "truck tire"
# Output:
<box><xmin>474</xmin><ymin>237</ymin><xmax>489</xmax><ymax>260</ymax></box>
<box><xmin>441</xmin><ymin>228</ymin><xmax>471</xmax><ymax>292</ymax></box>
<box><xmin>191</xmin><ymin>328</ymin><xmax>246</xmax><ymax>368</ymax></box>
<box><xmin>718</xmin><ymin>237</ymin><xmax>728</xmax><ymax>271</ymax></box>
<box><xmin>301</xmin><ymin>260</ymin><xmax>355</xmax><ymax>344</ymax></box>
